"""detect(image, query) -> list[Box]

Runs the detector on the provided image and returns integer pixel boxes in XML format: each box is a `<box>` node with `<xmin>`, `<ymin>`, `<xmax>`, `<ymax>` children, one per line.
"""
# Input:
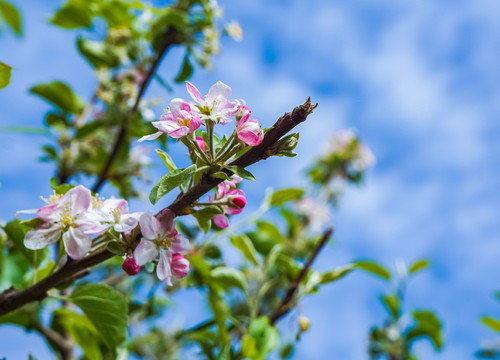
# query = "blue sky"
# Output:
<box><xmin>2</xmin><ymin>0</ymin><xmax>500</xmax><ymax>358</ymax></box>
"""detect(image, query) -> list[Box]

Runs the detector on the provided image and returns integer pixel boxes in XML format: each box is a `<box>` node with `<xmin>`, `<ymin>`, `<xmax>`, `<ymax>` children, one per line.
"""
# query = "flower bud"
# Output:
<box><xmin>298</xmin><ymin>315</ymin><xmax>310</xmax><ymax>332</ymax></box>
<box><xmin>196</xmin><ymin>137</ymin><xmax>206</xmax><ymax>152</ymax></box>
<box><xmin>122</xmin><ymin>257</ymin><xmax>140</xmax><ymax>276</ymax></box>
<box><xmin>236</xmin><ymin>106</ymin><xmax>251</xmax><ymax>122</ymax></box>
<box><xmin>171</xmin><ymin>253</ymin><xmax>190</xmax><ymax>278</ymax></box>
<box><xmin>228</xmin><ymin>195</ymin><xmax>247</xmax><ymax>209</ymax></box>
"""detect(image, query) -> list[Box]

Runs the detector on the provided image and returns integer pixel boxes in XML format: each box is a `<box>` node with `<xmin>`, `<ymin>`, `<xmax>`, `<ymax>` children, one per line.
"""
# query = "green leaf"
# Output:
<box><xmin>0</xmin><ymin>1</ymin><xmax>22</xmax><ymax>35</ymax></box>
<box><xmin>97</xmin><ymin>1</ymin><xmax>131</xmax><ymax>28</ymax></box>
<box><xmin>149</xmin><ymin>165</ymin><xmax>197</xmax><ymax>205</ymax></box>
<box><xmin>0</xmin><ymin>61</ymin><xmax>12</xmax><ymax>89</ymax></box>
<box><xmin>212</xmin><ymin>172</ymin><xmax>231</xmax><ymax>181</ymax></box>
<box><xmin>30</xmin><ymin>81</ymin><xmax>81</xmax><ymax>113</ymax></box>
<box><xmin>256</xmin><ymin>221</ymin><xmax>284</xmax><ymax>243</ymax></box>
<box><xmin>69</xmin><ymin>283</ymin><xmax>128</xmax><ymax>349</ymax></box>
<box><xmin>77</xmin><ymin>37</ymin><xmax>121</xmax><ymax>69</ymax></box>
<box><xmin>408</xmin><ymin>310</ymin><xmax>443</xmax><ymax>350</ymax></box>
<box><xmin>106</xmin><ymin>241</ymin><xmax>125</xmax><ymax>256</ymax></box>
<box><xmin>3</xmin><ymin>220</ymin><xmax>48</xmax><ymax>268</ymax></box>
<box><xmin>155</xmin><ymin>149</ymin><xmax>176</xmax><ymax>172</ymax></box>
<box><xmin>270</xmin><ymin>188</ymin><xmax>305</xmax><ymax>206</ymax></box>
<box><xmin>49</xmin><ymin>177</ymin><xmax>75</xmax><ymax>195</ymax></box>
<box><xmin>210</xmin><ymin>267</ymin><xmax>246</xmax><ymax>290</ymax></box>
<box><xmin>208</xmin><ymin>286</ymin><xmax>230</xmax><ymax>346</ymax></box>
<box><xmin>381</xmin><ymin>294</ymin><xmax>400</xmax><ymax>319</ymax></box>
<box><xmin>230</xmin><ymin>235</ymin><xmax>259</xmax><ymax>265</ymax></box>
<box><xmin>320</xmin><ymin>265</ymin><xmax>354</xmax><ymax>284</ymax></box>
<box><xmin>174</xmin><ymin>54</ymin><xmax>193</xmax><ymax>83</ymax></box>
<box><xmin>225</xmin><ymin>165</ymin><xmax>256</xmax><ymax>181</ymax></box>
<box><xmin>249</xmin><ymin>317</ymin><xmax>280</xmax><ymax>358</ymax></box>
<box><xmin>193</xmin><ymin>206</ymin><xmax>221</xmax><ymax>233</ymax></box>
<box><xmin>482</xmin><ymin>317</ymin><xmax>500</xmax><ymax>333</ymax></box>
<box><xmin>50</xmin><ymin>0</ymin><xmax>93</xmax><ymax>29</ymax></box>
<box><xmin>409</xmin><ymin>259</ymin><xmax>430</xmax><ymax>274</ymax></box>
<box><xmin>52</xmin><ymin>308</ymin><xmax>102</xmax><ymax>360</ymax></box>
<box><xmin>353</xmin><ymin>260</ymin><xmax>391</xmax><ymax>280</ymax></box>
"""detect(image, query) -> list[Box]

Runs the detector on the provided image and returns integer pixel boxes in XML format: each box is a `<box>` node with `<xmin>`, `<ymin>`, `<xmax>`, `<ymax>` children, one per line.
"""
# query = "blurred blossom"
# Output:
<box><xmin>295</xmin><ymin>196</ymin><xmax>331</xmax><ymax>231</ymax></box>
<box><xmin>130</xmin><ymin>146</ymin><xmax>152</xmax><ymax>166</ymax></box>
<box><xmin>226</xmin><ymin>21</ymin><xmax>243</xmax><ymax>41</ymax></box>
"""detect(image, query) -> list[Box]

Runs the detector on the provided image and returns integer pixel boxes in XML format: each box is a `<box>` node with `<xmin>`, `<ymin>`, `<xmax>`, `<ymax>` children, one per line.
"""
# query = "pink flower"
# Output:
<box><xmin>210</xmin><ymin>177</ymin><xmax>247</xmax><ymax>228</ymax></box>
<box><xmin>186</xmin><ymin>81</ymin><xmax>245</xmax><ymax>124</ymax></box>
<box><xmin>133</xmin><ymin>211</ymin><xmax>190</xmax><ymax>285</ymax></box>
<box><xmin>77</xmin><ymin>198</ymin><xmax>141</xmax><ymax>235</ymax></box>
<box><xmin>122</xmin><ymin>258</ymin><xmax>140</xmax><ymax>276</ymax></box>
<box><xmin>236</xmin><ymin>107</ymin><xmax>264</xmax><ymax>146</ymax></box>
<box><xmin>138</xmin><ymin>99</ymin><xmax>201</xmax><ymax>142</ymax></box>
<box><xmin>171</xmin><ymin>253</ymin><xmax>190</xmax><ymax>278</ymax></box>
<box><xmin>196</xmin><ymin>136</ymin><xmax>206</xmax><ymax>152</ymax></box>
<box><xmin>24</xmin><ymin>186</ymin><xmax>93</xmax><ymax>260</ymax></box>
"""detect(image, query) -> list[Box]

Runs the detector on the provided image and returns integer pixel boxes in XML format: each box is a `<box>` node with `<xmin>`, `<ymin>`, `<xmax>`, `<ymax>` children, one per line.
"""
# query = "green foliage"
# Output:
<box><xmin>174</xmin><ymin>54</ymin><xmax>194</xmax><ymax>83</ymax></box>
<box><xmin>407</xmin><ymin>310</ymin><xmax>443</xmax><ymax>350</ymax></box>
<box><xmin>0</xmin><ymin>0</ymin><xmax>21</xmax><ymax>35</ymax></box>
<box><xmin>241</xmin><ymin>317</ymin><xmax>279</xmax><ymax>360</ymax></box>
<box><xmin>68</xmin><ymin>283</ymin><xmax>129</xmax><ymax>349</ymax></box>
<box><xmin>29</xmin><ymin>81</ymin><xmax>81</xmax><ymax>113</ymax></box>
<box><xmin>0</xmin><ymin>61</ymin><xmax>12</xmax><ymax>89</ymax></box>
<box><xmin>210</xmin><ymin>267</ymin><xmax>246</xmax><ymax>290</ymax></box>
<box><xmin>482</xmin><ymin>317</ymin><xmax>500</xmax><ymax>333</ymax></box>
<box><xmin>193</xmin><ymin>206</ymin><xmax>221</xmax><ymax>233</ymax></box>
<box><xmin>156</xmin><ymin>149</ymin><xmax>177</xmax><ymax>172</ymax></box>
<box><xmin>230</xmin><ymin>235</ymin><xmax>259</xmax><ymax>265</ymax></box>
<box><xmin>270</xmin><ymin>188</ymin><xmax>305</xmax><ymax>207</ymax></box>
<box><xmin>77</xmin><ymin>38</ymin><xmax>121</xmax><ymax>69</ymax></box>
<box><xmin>149</xmin><ymin>165</ymin><xmax>197</xmax><ymax>205</ymax></box>
<box><xmin>3</xmin><ymin>219</ymin><xmax>48</xmax><ymax>268</ymax></box>
<box><xmin>409</xmin><ymin>259</ymin><xmax>430</xmax><ymax>274</ymax></box>
<box><xmin>50</xmin><ymin>0</ymin><xmax>93</xmax><ymax>29</ymax></box>
<box><xmin>225</xmin><ymin>165</ymin><xmax>256</xmax><ymax>181</ymax></box>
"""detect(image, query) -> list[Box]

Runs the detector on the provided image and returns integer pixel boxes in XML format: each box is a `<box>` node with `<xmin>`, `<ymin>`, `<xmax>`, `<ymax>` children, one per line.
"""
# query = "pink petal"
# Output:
<box><xmin>196</xmin><ymin>137</ymin><xmax>206</xmax><ymax>152</ymax></box>
<box><xmin>156</xmin><ymin>249</ymin><xmax>172</xmax><ymax>283</ymax></box>
<box><xmin>238</xmin><ymin>130</ymin><xmax>263</xmax><ymax>146</ymax></box>
<box><xmin>139</xmin><ymin>211</ymin><xmax>161</xmax><ymax>240</ymax></box>
<box><xmin>63</xmin><ymin>227</ymin><xmax>92</xmax><ymax>260</ymax></box>
<box><xmin>171</xmin><ymin>233</ymin><xmax>191</xmax><ymax>253</ymax></box>
<box><xmin>188</xmin><ymin>114</ymin><xmax>202</xmax><ymax>133</ymax></box>
<box><xmin>122</xmin><ymin>258</ymin><xmax>140</xmax><ymax>276</ymax></box>
<box><xmin>114</xmin><ymin>214</ymin><xmax>139</xmax><ymax>232</ymax></box>
<box><xmin>153</xmin><ymin>120</ymin><xmax>180</xmax><ymax>133</ymax></box>
<box><xmin>207</xmin><ymin>81</ymin><xmax>231</xmax><ymax>104</ymax></box>
<box><xmin>134</xmin><ymin>239</ymin><xmax>158</xmax><ymax>266</ymax></box>
<box><xmin>213</xmin><ymin>214</ymin><xmax>229</xmax><ymax>228</ymax></box>
<box><xmin>171</xmin><ymin>253</ymin><xmax>190</xmax><ymax>278</ymax></box>
<box><xmin>169</xmin><ymin>127</ymin><xmax>189</xmax><ymax>139</ymax></box>
<box><xmin>62</xmin><ymin>185</ymin><xmax>91</xmax><ymax>215</ymax></box>
<box><xmin>186</xmin><ymin>81</ymin><xmax>204</xmax><ymax>104</ymax></box>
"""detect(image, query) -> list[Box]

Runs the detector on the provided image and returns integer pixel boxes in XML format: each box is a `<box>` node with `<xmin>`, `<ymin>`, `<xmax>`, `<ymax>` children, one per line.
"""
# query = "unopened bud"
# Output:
<box><xmin>298</xmin><ymin>315</ymin><xmax>310</xmax><ymax>332</ymax></box>
<box><xmin>266</xmin><ymin>133</ymin><xmax>300</xmax><ymax>158</ymax></box>
<box><xmin>236</xmin><ymin>106</ymin><xmax>251</xmax><ymax>122</ymax></box>
<box><xmin>229</xmin><ymin>195</ymin><xmax>247</xmax><ymax>209</ymax></box>
<box><xmin>122</xmin><ymin>258</ymin><xmax>140</xmax><ymax>276</ymax></box>
<box><xmin>171</xmin><ymin>253</ymin><xmax>190</xmax><ymax>278</ymax></box>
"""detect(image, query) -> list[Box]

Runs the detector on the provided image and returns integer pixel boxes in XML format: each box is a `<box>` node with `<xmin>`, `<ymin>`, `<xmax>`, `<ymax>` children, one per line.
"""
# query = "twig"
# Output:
<box><xmin>0</xmin><ymin>99</ymin><xmax>317</xmax><ymax>316</ymax></box>
<box><xmin>269</xmin><ymin>227</ymin><xmax>333</xmax><ymax>325</ymax></box>
<box><xmin>36</xmin><ymin>323</ymin><xmax>75</xmax><ymax>360</ymax></box>
<box><xmin>91</xmin><ymin>27</ymin><xmax>179</xmax><ymax>193</ymax></box>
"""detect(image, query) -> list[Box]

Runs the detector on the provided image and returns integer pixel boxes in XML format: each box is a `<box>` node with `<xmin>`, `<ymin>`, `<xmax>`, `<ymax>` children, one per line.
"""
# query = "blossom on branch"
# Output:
<box><xmin>210</xmin><ymin>176</ymin><xmax>247</xmax><ymax>228</ymax></box>
<box><xmin>133</xmin><ymin>211</ymin><xmax>191</xmax><ymax>285</ymax></box>
<box><xmin>23</xmin><ymin>186</ymin><xmax>93</xmax><ymax>260</ymax></box>
<box><xmin>235</xmin><ymin>106</ymin><xmax>264</xmax><ymax>146</ymax></box>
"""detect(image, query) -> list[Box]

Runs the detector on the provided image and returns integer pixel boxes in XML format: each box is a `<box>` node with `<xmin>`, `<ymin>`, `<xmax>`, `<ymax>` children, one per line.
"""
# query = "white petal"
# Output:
<box><xmin>61</xmin><ymin>186</ymin><xmax>91</xmax><ymax>215</ymax></box>
<box><xmin>133</xmin><ymin>239</ymin><xmax>158</xmax><ymax>266</ymax></box>
<box><xmin>139</xmin><ymin>211</ymin><xmax>161</xmax><ymax>240</ymax></box>
<box><xmin>63</xmin><ymin>227</ymin><xmax>92</xmax><ymax>259</ymax></box>
<box><xmin>138</xmin><ymin>132</ymin><xmax>163</xmax><ymax>142</ymax></box>
<box><xmin>24</xmin><ymin>223</ymin><xmax>62</xmax><ymax>250</ymax></box>
<box><xmin>207</xmin><ymin>81</ymin><xmax>231</xmax><ymax>104</ymax></box>
<box><xmin>114</xmin><ymin>214</ymin><xmax>139</xmax><ymax>232</ymax></box>
<box><xmin>156</xmin><ymin>249</ymin><xmax>172</xmax><ymax>282</ymax></box>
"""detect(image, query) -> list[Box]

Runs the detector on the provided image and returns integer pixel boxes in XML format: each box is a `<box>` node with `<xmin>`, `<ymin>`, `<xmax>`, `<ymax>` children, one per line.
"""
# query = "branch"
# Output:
<box><xmin>91</xmin><ymin>27</ymin><xmax>179</xmax><ymax>193</ymax></box>
<box><xmin>269</xmin><ymin>227</ymin><xmax>333</xmax><ymax>325</ymax></box>
<box><xmin>0</xmin><ymin>99</ymin><xmax>317</xmax><ymax>317</ymax></box>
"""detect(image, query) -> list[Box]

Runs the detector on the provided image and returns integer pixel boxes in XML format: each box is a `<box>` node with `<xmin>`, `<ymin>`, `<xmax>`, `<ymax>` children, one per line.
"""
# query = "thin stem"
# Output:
<box><xmin>215</xmin><ymin>131</ymin><xmax>236</xmax><ymax>162</ymax></box>
<box><xmin>206</xmin><ymin>120</ymin><xmax>215</xmax><ymax>162</ymax></box>
<box><xmin>268</xmin><ymin>227</ymin><xmax>333</xmax><ymax>325</ymax></box>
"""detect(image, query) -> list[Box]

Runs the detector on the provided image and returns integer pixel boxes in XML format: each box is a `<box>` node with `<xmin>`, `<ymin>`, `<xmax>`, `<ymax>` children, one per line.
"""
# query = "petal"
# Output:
<box><xmin>186</xmin><ymin>81</ymin><xmax>204</xmax><ymax>104</ymax></box>
<box><xmin>139</xmin><ymin>211</ymin><xmax>161</xmax><ymax>240</ymax></box>
<box><xmin>171</xmin><ymin>233</ymin><xmax>191</xmax><ymax>253</ymax></box>
<box><xmin>114</xmin><ymin>214</ymin><xmax>139</xmax><ymax>232</ymax></box>
<box><xmin>24</xmin><ymin>222</ymin><xmax>62</xmax><ymax>250</ymax></box>
<box><xmin>134</xmin><ymin>239</ymin><xmax>159</xmax><ymax>266</ymax></box>
<box><xmin>169</xmin><ymin>126</ymin><xmax>189</xmax><ymax>139</ymax></box>
<box><xmin>169</xmin><ymin>98</ymin><xmax>191</xmax><ymax>114</ymax></box>
<box><xmin>62</xmin><ymin>185</ymin><xmax>91</xmax><ymax>215</ymax></box>
<box><xmin>188</xmin><ymin>115</ymin><xmax>202</xmax><ymax>133</ymax></box>
<box><xmin>156</xmin><ymin>249</ymin><xmax>172</xmax><ymax>283</ymax></box>
<box><xmin>63</xmin><ymin>227</ymin><xmax>92</xmax><ymax>259</ymax></box>
<box><xmin>138</xmin><ymin>132</ymin><xmax>163</xmax><ymax>143</ymax></box>
<box><xmin>153</xmin><ymin>120</ymin><xmax>180</xmax><ymax>133</ymax></box>
<box><xmin>213</xmin><ymin>214</ymin><xmax>229</xmax><ymax>228</ymax></box>
<box><xmin>171</xmin><ymin>253</ymin><xmax>190</xmax><ymax>278</ymax></box>
<box><xmin>207</xmin><ymin>81</ymin><xmax>231</xmax><ymax>103</ymax></box>
<box><xmin>238</xmin><ymin>130</ymin><xmax>262</xmax><ymax>146</ymax></box>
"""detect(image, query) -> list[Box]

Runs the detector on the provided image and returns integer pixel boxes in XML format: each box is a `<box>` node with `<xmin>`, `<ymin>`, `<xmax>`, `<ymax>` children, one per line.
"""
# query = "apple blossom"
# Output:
<box><xmin>133</xmin><ymin>211</ymin><xmax>190</xmax><ymax>285</ymax></box>
<box><xmin>235</xmin><ymin>106</ymin><xmax>264</xmax><ymax>146</ymax></box>
<box><xmin>210</xmin><ymin>177</ymin><xmax>247</xmax><ymax>228</ymax></box>
<box><xmin>186</xmin><ymin>81</ymin><xmax>244</xmax><ymax>124</ymax></box>
<box><xmin>23</xmin><ymin>186</ymin><xmax>93</xmax><ymax>260</ymax></box>
<box><xmin>138</xmin><ymin>98</ymin><xmax>201</xmax><ymax>142</ymax></box>
<box><xmin>122</xmin><ymin>257</ymin><xmax>140</xmax><ymax>276</ymax></box>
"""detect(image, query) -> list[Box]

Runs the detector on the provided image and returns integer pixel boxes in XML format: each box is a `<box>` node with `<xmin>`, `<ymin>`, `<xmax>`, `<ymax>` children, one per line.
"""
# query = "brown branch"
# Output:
<box><xmin>0</xmin><ymin>99</ymin><xmax>317</xmax><ymax>317</ymax></box>
<box><xmin>36</xmin><ymin>324</ymin><xmax>75</xmax><ymax>360</ymax></box>
<box><xmin>269</xmin><ymin>227</ymin><xmax>334</xmax><ymax>325</ymax></box>
<box><xmin>91</xmin><ymin>27</ymin><xmax>179</xmax><ymax>193</ymax></box>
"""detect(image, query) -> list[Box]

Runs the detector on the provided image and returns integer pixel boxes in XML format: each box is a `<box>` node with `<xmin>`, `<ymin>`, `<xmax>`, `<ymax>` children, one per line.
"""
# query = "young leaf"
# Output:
<box><xmin>212</xmin><ymin>172</ymin><xmax>231</xmax><ymax>181</ymax></box>
<box><xmin>29</xmin><ymin>81</ymin><xmax>81</xmax><ymax>113</ymax></box>
<box><xmin>174</xmin><ymin>54</ymin><xmax>193</xmax><ymax>83</ymax></box>
<box><xmin>230</xmin><ymin>235</ymin><xmax>259</xmax><ymax>265</ymax></box>
<box><xmin>193</xmin><ymin>206</ymin><xmax>221</xmax><ymax>233</ymax></box>
<box><xmin>320</xmin><ymin>265</ymin><xmax>354</xmax><ymax>284</ymax></box>
<box><xmin>77</xmin><ymin>37</ymin><xmax>121</xmax><ymax>69</ymax></box>
<box><xmin>225</xmin><ymin>165</ymin><xmax>256</xmax><ymax>181</ymax></box>
<box><xmin>409</xmin><ymin>259</ymin><xmax>430</xmax><ymax>274</ymax></box>
<box><xmin>352</xmin><ymin>260</ymin><xmax>391</xmax><ymax>280</ymax></box>
<box><xmin>50</xmin><ymin>0</ymin><xmax>93</xmax><ymax>29</ymax></box>
<box><xmin>49</xmin><ymin>177</ymin><xmax>75</xmax><ymax>195</ymax></box>
<box><xmin>270</xmin><ymin>188</ymin><xmax>305</xmax><ymax>206</ymax></box>
<box><xmin>0</xmin><ymin>1</ymin><xmax>22</xmax><ymax>35</ymax></box>
<box><xmin>69</xmin><ymin>283</ymin><xmax>128</xmax><ymax>349</ymax></box>
<box><xmin>149</xmin><ymin>165</ymin><xmax>197</xmax><ymax>205</ymax></box>
<box><xmin>0</xmin><ymin>61</ymin><xmax>12</xmax><ymax>89</ymax></box>
<box><xmin>482</xmin><ymin>316</ymin><xmax>500</xmax><ymax>333</ymax></box>
<box><xmin>210</xmin><ymin>267</ymin><xmax>246</xmax><ymax>290</ymax></box>
<box><xmin>155</xmin><ymin>149</ymin><xmax>176</xmax><ymax>172</ymax></box>
<box><xmin>381</xmin><ymin>294</ymin><xmax>400</xmax><ymax>319</ymax></box>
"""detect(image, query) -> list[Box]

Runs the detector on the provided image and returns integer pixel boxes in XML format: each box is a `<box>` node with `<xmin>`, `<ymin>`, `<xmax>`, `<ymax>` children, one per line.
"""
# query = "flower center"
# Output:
<box><xmin>60</xmin><ymin>208</ymin><xmax>76</xmax><ymax>229</ymax></box>
<box><xmin>156</xmin><ymin>234</ymin><xmax>174</xmax><ymax>249</ymax></box>
<box><xmin>177</xmin><ymin>117</ymin><xmax>191</xmax><ymax>128</ymax></box>
<box><xmin>111</xmin><ymin>207</ymin><xmax>122</xmax><ymax>223</ymax></box>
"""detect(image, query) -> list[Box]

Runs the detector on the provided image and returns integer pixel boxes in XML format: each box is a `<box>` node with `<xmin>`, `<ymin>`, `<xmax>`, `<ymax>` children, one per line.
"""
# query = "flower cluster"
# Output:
<box><xmin>139</xmin><ymin>81</ymin><xmax>264</xmax><ymax>160</ymax></box>
<box><xmin>20</xmin><ymin>185</ymin><xmax>190</xmax><ymax>286</ymax></box>
<box><xmin>208</xmin><ymin>175</ymin><xmax>247</xmax><ymax>228</ymax></box>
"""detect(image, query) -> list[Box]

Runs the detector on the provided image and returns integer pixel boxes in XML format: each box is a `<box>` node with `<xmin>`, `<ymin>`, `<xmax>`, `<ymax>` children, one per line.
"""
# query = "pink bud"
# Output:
<box><xmin>196</xmin><ymin>137</ymin><xmax>206</xmax><ymax>152</ymax></box>
<box><xmin>122</xmin><ymin>258</ymin><xmax>140</xmax><ymax>276</ymax></box>
<box><xmin>231</xmin><ymin>195</ymin><xmax>247</xmax><ymax>209</ymax></box>
<box><xmin>171</xmin><ymin>253</ymin><xmax>190</xmax><ymax>278</ymax></box>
